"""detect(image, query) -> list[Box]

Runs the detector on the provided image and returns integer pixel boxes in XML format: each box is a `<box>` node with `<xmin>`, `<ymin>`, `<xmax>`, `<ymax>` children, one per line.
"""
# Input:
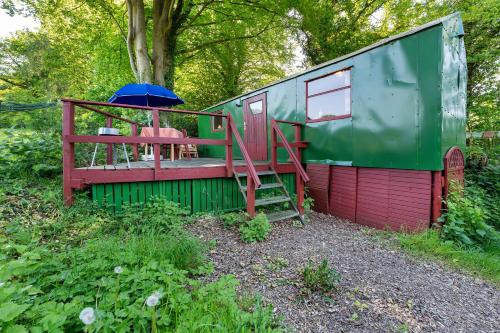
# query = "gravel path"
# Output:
<box><xmin>188</xmin><ymin>212</ymin><xmax>500</xmax><ymax>333</ymax></box>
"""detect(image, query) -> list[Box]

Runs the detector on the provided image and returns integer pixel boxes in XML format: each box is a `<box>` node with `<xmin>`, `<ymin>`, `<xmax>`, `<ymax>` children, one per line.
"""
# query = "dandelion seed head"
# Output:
<box><xmin>114</xmin><ymin>266</ymin><xmax>123</xmax><ymax>274</ymax></box>
<box><xmin>146</xmin><ymin>291</ymin><xmax>162</xmax><ymax>307</ymax></box>
<box><xmin>79</xmin><ymin>307</ymin><xmax>95</xmax><ymax>325</ymax></box>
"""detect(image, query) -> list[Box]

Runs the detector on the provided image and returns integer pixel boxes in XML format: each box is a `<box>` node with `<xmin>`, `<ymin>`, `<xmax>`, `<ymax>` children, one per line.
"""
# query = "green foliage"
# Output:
<box><xmin>220</xmin><ymin>212</ymin><xmax>248</xmax><ymax>229</ymax></box>
<box><xmin>0</xmin><ymin>235</ymin><xmax>280</xmax><ymax>332</ymax></box>
<box><xmin>111</xmin><ymin>197</ymin><xmax>190</xmax><ymax>236</ymax></box>
<box><xmin>0</xmin><ymin>177</ymin><xmax>282</xmax><ymax>332</ymax></box>
<box><xmin>303</xmin><ymin>193</ymin><xmax>314</xmax><ymax>213</ymax></box>
<box><xmin>239</xmin><ymin>213</ymin><xmax>271</xmax><ymax>243</ymax></box>
<box><xmin>302</xmin><ymin>259</ymin><xmax>341</xmax><ymax>293</ymax></box>
<box><xmin>398</xmin><ymin>230</ymin><xmax>500</xmax><ymax>285</ymax></box>
<box><xmin>439</xmin><ymin>184</ymin><xmax>498</xmax><ymax>247</ymax></box>
<box><xmin>465</xmin><ymin>150</ymin><xmax>500</xmax><ymax>229</ymax></box>
<box><xmin>0</xmin><ymin>129</ymin><xmax>61</xmax><ymax>177</ymax></box>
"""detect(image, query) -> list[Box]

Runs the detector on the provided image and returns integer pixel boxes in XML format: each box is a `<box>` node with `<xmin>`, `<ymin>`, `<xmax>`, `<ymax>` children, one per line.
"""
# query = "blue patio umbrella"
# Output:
<box><xmin>108</xmin><ymin>83</ymin><xmax>184</xmax><ymax>107</ymax></box>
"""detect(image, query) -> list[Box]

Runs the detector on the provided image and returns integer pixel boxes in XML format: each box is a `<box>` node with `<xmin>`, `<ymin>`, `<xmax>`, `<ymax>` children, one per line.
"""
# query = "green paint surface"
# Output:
<box><xmin>92</xmin><ymin>174</ymin><xmax>296</xmax><ymax>214</ymax></box>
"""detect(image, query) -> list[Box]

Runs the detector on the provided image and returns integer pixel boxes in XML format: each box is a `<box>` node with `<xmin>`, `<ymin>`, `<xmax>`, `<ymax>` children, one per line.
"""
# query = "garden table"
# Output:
<box><xmin>140</xmin><ymin>127</ymin><xmax>183</xmax><ymax>162</ymax></box>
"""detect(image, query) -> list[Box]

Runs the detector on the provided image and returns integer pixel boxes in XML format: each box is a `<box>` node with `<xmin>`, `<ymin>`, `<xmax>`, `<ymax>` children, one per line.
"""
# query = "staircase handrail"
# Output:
<box><xmin>271</xmin><ymin>120</ymin><xmax>310</xmax><ymax>183</ymax></box>
<box><xmin>227</xmin><ymin>114</ymin><xmax>261</xmax><ymax>188</ymax></box>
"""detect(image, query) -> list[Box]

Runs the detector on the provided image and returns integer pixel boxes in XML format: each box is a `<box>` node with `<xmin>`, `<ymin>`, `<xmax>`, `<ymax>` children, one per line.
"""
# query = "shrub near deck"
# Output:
<box><xmin>239</xmin><ymin>213</ymin><xmax>272</xmax><ymax>243</ymax></box>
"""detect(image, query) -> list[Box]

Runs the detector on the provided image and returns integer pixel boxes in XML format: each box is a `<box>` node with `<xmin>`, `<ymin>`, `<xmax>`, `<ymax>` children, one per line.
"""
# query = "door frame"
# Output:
<box><xmin>243</xmin><ymin>93</ymin><xmax>268</xmax><ymax>161</ymax></box>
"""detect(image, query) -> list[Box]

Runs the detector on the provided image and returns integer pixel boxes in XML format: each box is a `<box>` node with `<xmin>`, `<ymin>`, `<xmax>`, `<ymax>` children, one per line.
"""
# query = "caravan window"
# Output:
<box><xmin>211</xmin><ymin>110</ymin><xmax>224</xmax><ymax>132</ymax></box>
<box><xmin>306</xmin><ymin>69</ymin><xmax>351</xmax><ymax>122</ymax></box>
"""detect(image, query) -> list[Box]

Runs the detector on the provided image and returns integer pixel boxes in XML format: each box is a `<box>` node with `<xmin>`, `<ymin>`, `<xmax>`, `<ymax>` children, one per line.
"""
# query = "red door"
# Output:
<box><xmin>243</xmin><ymin>93</ymin><xmax>267</xmax><ymax>160</ymax></box>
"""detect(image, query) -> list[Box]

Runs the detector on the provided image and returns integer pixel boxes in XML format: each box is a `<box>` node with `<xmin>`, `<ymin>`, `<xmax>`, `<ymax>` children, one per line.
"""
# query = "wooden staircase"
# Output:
<box><xmin>234</xmin><ymin>168</ymin><xmax>305</xmax><ymax>223</ymax></box>
<box><xmin>226</xmin><ymin>114</ymin><xmax>310</xmax><ymax>222</ymax></box>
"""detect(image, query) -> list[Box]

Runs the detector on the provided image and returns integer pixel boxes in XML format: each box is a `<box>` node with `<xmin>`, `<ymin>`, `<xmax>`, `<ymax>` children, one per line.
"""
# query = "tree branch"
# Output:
<box><xmin>177</xmin><ymin>17</ymin><xmax>277</xmax><ymax>55</ymax></box>
<box><xmin>178</xmin><ymin>0</ymin><xmax>214</xmax><ymax>32</ymax></box>
<box><xmin>0</xmin><ymin>76</ymin><xmax>28</xmax><ymax>88</ymax></box>
<box><xmin>100</xmin><ymin>0</ymin><xmax>128</xmax><ymax>43</ymax></box>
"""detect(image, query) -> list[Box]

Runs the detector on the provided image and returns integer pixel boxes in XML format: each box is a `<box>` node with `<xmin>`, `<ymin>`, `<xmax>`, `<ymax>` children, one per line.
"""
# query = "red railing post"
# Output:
<box><xmin>63</xmin><ymin>101</ymin><xmax>75</xmax><ymax>205</ymax></box>
<box><xmin>294</xmin><ymin>124</ymin><xmax>304</xmax><ymax>215</ymax></box>
<box><xmin>106</xmin><ymin>117</ymin><xmax>113</xmax><ymax>165</ymax></box>
<box><xmin>271</xmin><ymin>120</ymin><xmax>278</xmax><ymax>169</ymax></box>
<box><xmin>294</xmin><ymin>124</ymin><xmax>301</xmax><ymax>160</ymax></box>
<box><xmin>431</xmin><ymin>170</ymin><xmax>443</xmax><ymax>226</ymax></box>
<box><xmin>131</xmin><ymin>123</ymin><xmax>139</xmax><ymax>161</ymax></box>
<box><xmin>226</xmin><ymin>114</ymin><xmax>233</xmax><ymax>177</ymax></box>
<box><xmin>152</xmin><ymin>109</ymin><xmax>161</xmax><ymax>179</ymax></box>
<box><xmin>247</xmin><ymin>175</ymin><xmax>256</xmax><ymax>217</ymax></box>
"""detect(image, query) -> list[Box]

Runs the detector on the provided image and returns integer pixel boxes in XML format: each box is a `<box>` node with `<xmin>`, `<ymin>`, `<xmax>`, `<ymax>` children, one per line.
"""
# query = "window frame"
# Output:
<box><xmin>211</xmin><ymin>109</ymin><xmax>225</xmax><ymax>132</ymax></box>
<box><xmin>305</xmin><ymin>68</ymin><xmax>352</xmax><ymax>123</ymax></box>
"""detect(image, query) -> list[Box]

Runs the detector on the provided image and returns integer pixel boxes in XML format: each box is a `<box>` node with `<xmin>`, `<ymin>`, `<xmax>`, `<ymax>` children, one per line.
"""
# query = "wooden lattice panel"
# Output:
<box><xmin>443</xmin><ymin>146</ymin><xmax>465</xmax><ymax>200</ymax></box>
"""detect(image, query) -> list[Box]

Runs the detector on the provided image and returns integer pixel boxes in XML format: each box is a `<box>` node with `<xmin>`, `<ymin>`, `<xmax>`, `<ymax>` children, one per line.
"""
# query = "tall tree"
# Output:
<box><xmin>113</xmin><ymin>0</ymin><xmax>288</xmax><ymax>89</ymax></box>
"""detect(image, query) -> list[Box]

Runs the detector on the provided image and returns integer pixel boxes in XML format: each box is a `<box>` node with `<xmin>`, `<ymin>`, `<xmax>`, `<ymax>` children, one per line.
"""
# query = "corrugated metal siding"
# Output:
<box><xmin>306</xmin><ymin>164</ymin><xmax>330</xmax><ymax>213</ymax></box>
<box><xmin>200</xmin><ymin>15</ymin><xmax>467</xmax><ymax>171</ymax></box>
<box><xmin>356</xmin><ymin>168</ymin><xmax>431</xmax><ymax>231</ymax></box>
<box><xmin>329</xmin><ymin>166</ymin><xmax>357</xmax><ymax>221</ymax></box>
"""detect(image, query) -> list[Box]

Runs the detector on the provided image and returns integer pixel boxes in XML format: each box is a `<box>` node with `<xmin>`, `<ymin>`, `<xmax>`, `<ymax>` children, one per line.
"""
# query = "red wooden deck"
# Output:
<box><xmin>61</xmin><ymin>99</ymin><xmax>309</xmax><ymax>217</ymax></box>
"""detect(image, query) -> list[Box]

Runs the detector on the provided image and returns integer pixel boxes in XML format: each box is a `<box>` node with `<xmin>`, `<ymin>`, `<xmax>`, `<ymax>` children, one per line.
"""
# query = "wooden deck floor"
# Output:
<box><xmin>79</xmin><ymin>158</ymin><xmax>269</xmax><ymax>170</ymax></box>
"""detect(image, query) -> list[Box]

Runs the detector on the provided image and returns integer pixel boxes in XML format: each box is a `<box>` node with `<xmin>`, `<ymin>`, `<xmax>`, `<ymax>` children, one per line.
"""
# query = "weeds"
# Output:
<box><xmin>0</xmin><ymin>177</ymin><xmax>282</xmax><ymax>331</ymax></box>
<box><xmin>220</xmin><ymin>211</ymin><xmax>247</xmax><ymax>229</ymax></box>
<box><xmin>112</xmin><ymin>197</ymin><xmax>189</xmax><ymax>235</ymax></box>
<box><xmin>439</xmin><ymin>183</ymin><xmax>498</xmax><ymax>247</ymax></box>
<box><xmin>302</xmin><ymin>259</ymin><xmax>341</xmax><ymax>294</ymax></box>
<box><xmin>239</xmin><ymin>213</ymin><xmax>271</xmax><ymax>243</ymax></box>
<box><xmin>398</xmin><ymin>230</ymin><xmax>500</xmax><ymax>284</ymax></box>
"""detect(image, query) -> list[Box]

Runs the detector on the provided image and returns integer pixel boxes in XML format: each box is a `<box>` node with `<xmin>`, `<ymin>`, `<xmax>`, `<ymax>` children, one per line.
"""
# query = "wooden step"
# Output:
<box><xmin>255</xmin><ymin>195</ymin><xmax>290</xmax><ymax>206</ymax></box>
<box><xmin>235</xmin><ymin>170</ymin><xmax>276</xmax><ymax>177</ymax></box>
<box><xmin>241</xmin><ymin>183</ymin><xmax>282</xmax><ymax>191</ymax></box>
<box><xmin>266</xmin><ymin>210</ymin><xmax>300</xmax><ymax>222</ymax></box>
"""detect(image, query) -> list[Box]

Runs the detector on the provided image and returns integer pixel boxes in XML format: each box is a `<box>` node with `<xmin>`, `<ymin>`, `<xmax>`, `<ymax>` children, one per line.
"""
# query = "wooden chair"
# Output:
<box><xmin>179</xmin><ymin>143</ymin><xmax>199</xmax><ymax>159</ymax></box>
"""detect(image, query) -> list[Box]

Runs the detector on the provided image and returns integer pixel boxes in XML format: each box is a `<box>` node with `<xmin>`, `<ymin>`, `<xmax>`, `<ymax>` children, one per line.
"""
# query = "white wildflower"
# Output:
<box><xmin>114</xmin><ymin>266</ymin><xmax>123</xmax><ymax>274</ymax></box>
<box><xmin>0</xmin><ymin>282</ymin><xmax>4</xmax><ymax>287</ymax></box>
<box><xmin>146</xmin><ymin>291</ymin><xmax>162</xmax><ymax>307</ymax></box>
<box><xmin>79</xmin><ymin>307</ymin><xmax>96</xmax><ymax>325</ymax></box>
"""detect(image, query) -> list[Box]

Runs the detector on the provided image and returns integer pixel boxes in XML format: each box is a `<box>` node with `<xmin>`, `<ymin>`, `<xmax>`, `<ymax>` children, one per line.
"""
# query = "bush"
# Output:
<box><xmin>239</xmin><ymin>213</ymin><xmax>271</xmax><ymax>243</ymax></box>
<box><xmin>111</xmin><ymin>197</ymin><xmax>190</xmax><ymax>235</ymax></box>
<box><xmin>302</xmin><ymin>259</ymin><xmax>341</xmax><ymax>293</ymax></box>
<box><xmin>0</xmin><ymin>129</ymin><xmax>61</xmax><ymax>178</ymax></box>
<box><xmin>440</xmin><ymin>185</ymin><xmax>498</xmax><ymax>248</ymax></box>
<box><xmin>466</xmin><ymin>163</ymin><xmax>500</xmax><ymax>229</ymax></box>
<box><xmin>220</xmin><ymin>212</ymin><xmax>247</xmax><ymax>229</ymax></box>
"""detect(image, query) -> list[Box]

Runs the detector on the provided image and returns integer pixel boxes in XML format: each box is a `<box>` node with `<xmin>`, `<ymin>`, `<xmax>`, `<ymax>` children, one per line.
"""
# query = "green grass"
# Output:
<box><xmin>396</xmin><ymin>230</ymin><xmax>500</xmax><ymax>285</ymax></box>
<box><xmin>0</xmin><ymin>176</ymin><xmax>282</xmax><ymax>331</ymax></box>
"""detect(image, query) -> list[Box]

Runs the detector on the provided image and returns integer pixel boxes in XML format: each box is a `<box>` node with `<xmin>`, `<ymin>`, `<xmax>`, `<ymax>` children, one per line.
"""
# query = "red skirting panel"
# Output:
<box><xmin>309</xmin><ymin>164</ymin><xmax>434</xmax><ymax>232</ymax></box>
<box><xmin>329</xmin><ymin>166</ymin><xmax>357</xmax><ymax>221</ymax></box>
<box><xmin>356</xmin><ymin>168</ymin><xmax>431</xmax><ymax>232</ymax></box>
<box><xmin>306</xmin><ymin>164</ymin><xmax>330</xmax><ymax>213</ymax></box>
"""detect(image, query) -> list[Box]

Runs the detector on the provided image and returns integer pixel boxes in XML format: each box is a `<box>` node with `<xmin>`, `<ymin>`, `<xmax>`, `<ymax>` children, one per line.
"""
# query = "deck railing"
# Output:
<box><xmin>271</xmin><ymin>119</ymin><xmax>310</xmax><ymax>214</ymax></box>
<box><xmin>62</xmin><ymin>99</ymin><xmax>230</xmax><ymax>205</ymax></box>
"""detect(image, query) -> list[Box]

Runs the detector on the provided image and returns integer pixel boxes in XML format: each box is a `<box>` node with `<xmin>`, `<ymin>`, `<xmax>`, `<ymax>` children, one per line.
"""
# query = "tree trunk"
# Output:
<box><xmin>152</xmin><ymin>0</ymin><xmax>181</xmax><ymax>90</ymax></box>
<box><xmin>126</xmin><ymin>0</ymin><xmax>152</xmax><ymax>83</ymax></box>
<box><xmin>162</xmin><ymin>33</ymin><xmax>177</xmax><ymax>90</ymax></box>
